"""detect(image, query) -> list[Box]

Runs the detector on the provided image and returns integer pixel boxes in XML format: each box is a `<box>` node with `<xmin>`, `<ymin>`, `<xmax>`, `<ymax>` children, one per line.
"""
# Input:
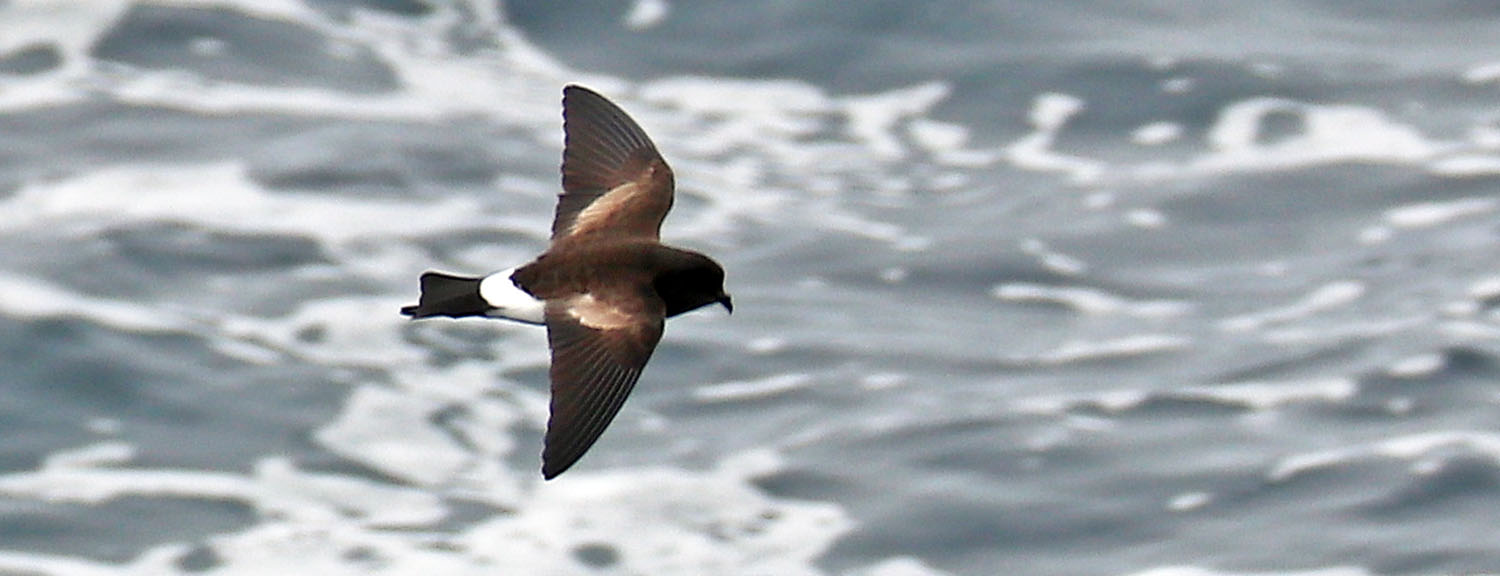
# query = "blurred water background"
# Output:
<box><xmin>3</xmin><ymin>1</ymin><xmax>1500</xmax><ymax>575</ymax></box>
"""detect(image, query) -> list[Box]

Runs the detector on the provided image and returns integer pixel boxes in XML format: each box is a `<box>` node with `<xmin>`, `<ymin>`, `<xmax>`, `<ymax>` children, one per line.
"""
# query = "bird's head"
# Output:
<box><xmin>656</xmin><ymin>251</ymin><xmax>732</xmax><ymax>318</ymax></box>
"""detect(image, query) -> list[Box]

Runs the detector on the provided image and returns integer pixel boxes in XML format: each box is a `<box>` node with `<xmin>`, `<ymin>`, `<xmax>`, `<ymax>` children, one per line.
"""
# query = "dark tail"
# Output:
<box><xmin>401</xmin><ymin>272</ymin><xmax>488</xmax><ymax>318</ymax></box>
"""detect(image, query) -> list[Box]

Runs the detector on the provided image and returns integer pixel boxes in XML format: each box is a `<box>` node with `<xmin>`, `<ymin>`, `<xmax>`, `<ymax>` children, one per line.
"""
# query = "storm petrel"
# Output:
<box><xmin>401</xmin><ymin>85</ymin><xmax>732</xmax><ymax>479</ymax></box>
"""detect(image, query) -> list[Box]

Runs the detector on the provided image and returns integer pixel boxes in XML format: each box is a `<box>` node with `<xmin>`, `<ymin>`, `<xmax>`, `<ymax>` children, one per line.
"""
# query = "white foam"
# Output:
<box><xmin>0</xmin><ymin>458</ymin><xmax>254</xmax><ymax>506</ymax></box>
<box><xmin>1220</xmin><ymin>280</ymin><xmax>1365</xmax><ymax>332</ymax></box>
<box><xmin>0</xmin><ymin>162</ymin><xmax>544</xmax><ymax>376</ymax></box>
<box><xmin>1029</xmin><ymin>92</ymin><xmax>1084</xmax><ymax>130</ymax></box>
<box><xmin>309</xmin><ymin>356</ymin><xmax>539</xmax><ymax>509</ymax></box>
<box><xmin>1467</xmin><ymin>275</ymin><xmax>1500</xmax><ymax>306</ymax></box>
<box><xmin>624</xmin><ymin>0</ymin><xmax>670</xmax><ymax>30</ymax></box>
<box><xmin>1268</xmin><ymin>431</ymin><xmax>1500</xmax><ymax>482</ymax></box>
<box><xmin>1441</xmin><ymin>318</ymin><xmax>1500</xmax><ymax>343</ymax></box>
<box><xmin>217</xmin><ymin>297</ymin><xmax>429</xmax><ymax>368</ymax></box>
<box><xmin>1012</xmin><ymin>389</ymin><xmax>1150</xmax><ymax>415</ymax></box>
<box><xmin>254</xmin><ymin>458</ymin><xmax>447</xmax><ymax>528</ymax></box>
<box><xmin>0</xmin><ymin>444</ymin><xmax>858</xmax><ymax>575</ymax></box>
<box><xmin>1193</xmin><ymin>98</ymin><xmax>1448</xmax><ymax>174</ymax></box>
<box><xmin>1248</xmin><ymin>61</ymin><xmax>1285</xmax><ymax>78</ymax></box>
<box><xmin>1429</xmin><ymin>153</ymin><xmax>1500</xmax><ymax>176</ymax></box>
<box><xmin>0</xmin><ymin>550</ymin><xmax>131</xmax><ymax>576</ymax></box>
<box><xmin>1005</xmin><ymin>93</ymin><xmax>1105</xmax><ymax>183</ymax></box>
<box><xmin>1019</xmin><ymin>238</ymin><xmax>1088</xmax><ymax>276</ymax></box>
<box><xmin>1173</xmin><ymin>378</ymin><xmax>1357</xmax><ymax>411</ymax></box>
<box><xmin>747</xmin><ymin>336</ymin><xmax>788</xmax><ymax>354</ymax></box>
<box><xmin>694</xmin><ymin>373</ymin><xmax>815</xmax><ymax>403</ymax></box>
<box><xmin>1385</xmin><ymin>397</ymin><xmax>1415</xmax><ymax>416</ymax></box>
<box><xmin>850</xmin><ymin>556</ymin><xmax>956</xmax><ymax>576</ymax></box>
<box><xmin>86</xmin><ymin>418</ymin><xmax>122</xmax><ymax>435</ymax></box>
<box><xmin>821</xmin><ymin>208</ymin><xmax>931</xmax><ymax>251</ymax></box>
<box><xmin>0</xmin><ymin>407</ymin><xmax>873</xmax><ymax>576</ymax></box>
<box><xmin>1125</xmin><ymin>567</ymin><xmax>1370</xmax><ymax>576</ymax></box>
<box><xmin>859</xmin><ymin>372</ymin><xmax>907</xmax><ymax>390</ymax></box>
<box><xmin>1114</xmin><ymin>96</ymin><xmax>1494</xmax><ymax>185</ymax></box>
<box><xmin>640</xmin><ymin>77</ymin><xmax>833</xmax><ymax>157</ymax></box>
<box><xmin>0</xmin><ymin>457</ymin><xmax>455</xmax><ymax>572</ymax></box>
<box><xmin>314</xmin><ymin>384</ymin><xmax>477</xmax><ymax>487</ymax></box>
<box><xmin>1383</xmin><ymin>197</ymin><xmax>1496</xmax><ymax>228</ymax></box>
<box><xmin>1013</xmin><ymin>377</ymin><xmax>1353</xmax><ymax>416</ymax></box>
<box><xmin>1083</xmin><ymin>191</ymin><xmax>1115</xmax><ymax>209</ymax></box>
<box><xmin>909</xmin><ymin>117</ymin><xmax>993</xmax><ymax>167</ymax></box>
<box><xmin>1016</xmin><ymin>333</ymin><xmax>1191</xmax><ymax>366</ymax></box>
<box><xmin>1167</xmin><ymin>491</ymin><xmax>1213</xmax><ymax>512</ymax></box>
<box><xmin>1132</xmin><ymin>122</ymin><xmax>1183</xmax><ymax>146</ymax></box>
<box><xmin>0</xmin><ymin>163</ymin><xmax>496</xmax><ymax>249</ymax></box>
<box><xmin>842</xmin><ymin>82</ymin><xmax>951</xmax><ymax>160</ymax></box>
<box><xmin>1161</xmin><ymin>77</ymin><xmax>1195</xmax><ymax>94</ymax></box>
<box><xmin>458</xmin><ymin>451</ymin><xmax>853</xmax><ymax>575</ymax></box>
<box><xmin>1125</xmin><ymin>208</ymin><xmax>1168</xmax><ymax>229</ymax></box>
<box><xmin>0</xmin><ymin>75</ymin><xmax>88</xmax><ymax>111</ymax></box>
<box><xmin>42</xmin><ymin>441</ymin><xmax>135</xmax><ymax>470</ymax></box>
<box><xmin>0</xmin><ymin>0</ymin><xmax>129</xmax><ymax>82</ymax></box>
<box><xmin>992</xmin><ymin>282</ymin><xmax>1191</xmax><ymax>318</ymax></box>
<box><xmin>1357</xmin><ymin>224</ymin><xmax>1394</xmax><ymax>245</ymax></box>
<box><xmin>1386</xmin><ymin>352</ymin><xmax>1446</xmax><ymax>378</ymax></box>
<box><xmin>1259</xmin><ymin>317</ymin><xmax>1421</xmax><ymax>346</ymax></box>
<box><xmin>634</xmin><ymin>77</ymin><xmax>966</xmax><ymax>248</ymax></box>
<box><xmin>1463</xmin><ymin>61</ymin><xmax>1500</xmax><ymax>84</ymax></box>
<box><xmin>1473</xmin><ymin>123</ymin><xmax>1500</xmax><ymax>148</ymax></box>
<box><xmin>0</xmin><ymin>272</ymin><xmax>187</xmax><ymax>333</ymax></box>
<box><xmin>156</xmin><ymin>0</ymin><xmax>326</xmax><ymax>24</ymax></box>
<box><xmin>64</xmin><ymin>0</ymin><xmax>568</xmax><ymax>125</ymax></box>
<box><xmin>879</xmin><ymin>266</ymin><xmax>909</xmax><ymax>284</ymax></box>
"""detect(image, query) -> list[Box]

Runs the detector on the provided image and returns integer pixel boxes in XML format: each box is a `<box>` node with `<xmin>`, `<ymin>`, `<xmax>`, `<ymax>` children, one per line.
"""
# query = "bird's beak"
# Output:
<box><xmin>718</xmin><ymin>294</ymin><xmax>733</xmax><ymax>314</ymax></box>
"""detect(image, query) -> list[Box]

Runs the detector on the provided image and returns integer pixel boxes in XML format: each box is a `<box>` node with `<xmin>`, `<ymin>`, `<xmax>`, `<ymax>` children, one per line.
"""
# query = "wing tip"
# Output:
<box><xmin>539</xmin><ymin>318</ymin><xmax>657</xmax><ymax>480</ymax></box>
<box><xmin>541</xmin><ymin>425</ymin><xmax>599</xmax><ymax>480</ymax></box>
<box><xmin>561</xmin><ymin>85</ymin><xmax>657</xmax><ymax>155</ymax></box>
<box><xmin>541</xmin><ymin>459</ymin><xmax>570</xmax><ymax>480</ymax></box>
<box><xmin>563</xmin><ymin>83</ymin><xmax>599</xmax><ymax>99</ymax></box>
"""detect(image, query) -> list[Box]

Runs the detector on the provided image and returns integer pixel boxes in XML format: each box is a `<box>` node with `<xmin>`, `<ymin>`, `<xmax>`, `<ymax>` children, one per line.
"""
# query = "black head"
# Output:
<box><xmin>655</xmin><ymin>252</ymin><xmax>732</xmax><ymax>318</ymax></box>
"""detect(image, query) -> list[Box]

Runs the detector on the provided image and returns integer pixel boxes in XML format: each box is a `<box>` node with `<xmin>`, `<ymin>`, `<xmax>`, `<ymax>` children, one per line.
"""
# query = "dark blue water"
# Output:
<box><xmin>2</xmin><ymin>1</ymin><xmax>1500</xmax><ymax>575</ymax></box>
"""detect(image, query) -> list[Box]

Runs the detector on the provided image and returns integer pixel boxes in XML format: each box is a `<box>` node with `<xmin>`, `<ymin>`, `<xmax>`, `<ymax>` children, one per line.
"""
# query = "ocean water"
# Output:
<box><xmin>3</xmin><ymin>1</ymin><xmax>1500</xmax><ymax>575</ymax></box>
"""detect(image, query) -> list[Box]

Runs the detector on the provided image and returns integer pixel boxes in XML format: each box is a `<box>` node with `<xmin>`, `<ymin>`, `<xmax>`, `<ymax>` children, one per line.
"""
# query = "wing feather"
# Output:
<box><xmin>540</xmin><ymin>296</ymin><xmax>664</xmax><ymax>479</ymax></box>
<box><xmin>552</xmin><ymin>85</ymin><xmax>675</xmax><ymax>243</ymax></box>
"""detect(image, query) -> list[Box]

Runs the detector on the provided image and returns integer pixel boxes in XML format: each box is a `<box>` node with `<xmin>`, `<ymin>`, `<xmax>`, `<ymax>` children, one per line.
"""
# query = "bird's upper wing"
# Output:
<box><xmin>552</xmin><ymin>85</ymin><xmax>675</xmax><ymax>244</ymax></box>
<box><xmin>540</xmin><ymin>291</ymin><xmax>665</xmax><ymax>479</ymax></box>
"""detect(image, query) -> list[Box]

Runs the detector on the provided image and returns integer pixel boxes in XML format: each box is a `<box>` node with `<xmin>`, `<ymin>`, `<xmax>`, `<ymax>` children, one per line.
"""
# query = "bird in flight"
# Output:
<box><xmin>402</xmin><ymin>85</ymin><xmax>732</xmax><ymax>479</ymax></box>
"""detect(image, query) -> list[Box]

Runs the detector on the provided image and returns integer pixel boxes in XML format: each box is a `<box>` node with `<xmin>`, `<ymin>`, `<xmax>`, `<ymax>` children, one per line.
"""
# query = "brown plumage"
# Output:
<box><xmin>402</xmin><ymin>85</ymin><xmax>732</xmax><ymax>480</ymax></box>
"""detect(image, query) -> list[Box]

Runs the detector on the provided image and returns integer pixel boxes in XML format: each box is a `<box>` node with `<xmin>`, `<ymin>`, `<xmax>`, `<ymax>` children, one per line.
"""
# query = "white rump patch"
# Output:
<box><xmin>479</xmin><ymin>267</ymin><xmax>545</xmax><ymax>325</ymax></box>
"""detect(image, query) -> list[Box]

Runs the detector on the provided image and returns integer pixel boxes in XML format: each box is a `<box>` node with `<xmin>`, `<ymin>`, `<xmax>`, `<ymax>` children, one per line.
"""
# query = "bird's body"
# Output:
<box><xmin>402</xmin><ymin>85</ymin><xmax>731</xmax><ymax>479</ymax></box>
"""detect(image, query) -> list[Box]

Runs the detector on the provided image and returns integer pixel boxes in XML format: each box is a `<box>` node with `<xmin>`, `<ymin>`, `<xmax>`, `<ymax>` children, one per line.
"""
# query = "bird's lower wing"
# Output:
<box><xmin>541</xmin><ymin>296</ymin><xmax>664</xmax><ymax>479</ymax></box>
